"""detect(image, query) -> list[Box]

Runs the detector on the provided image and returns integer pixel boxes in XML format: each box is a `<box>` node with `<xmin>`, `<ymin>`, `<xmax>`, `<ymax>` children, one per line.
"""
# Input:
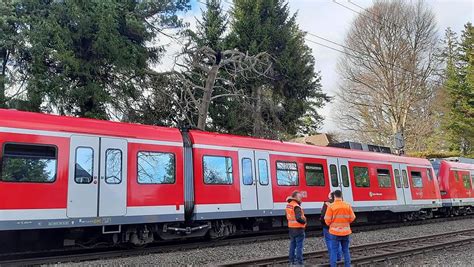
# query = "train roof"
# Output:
<box><xmin>441</xmin><ymin>160</ymin><xmax>474</xmax><ymax>171</ymax></box>
<box><xmin>0</xmin><ymin>109</ymin><xmax>436</xmax><ymax>166</ymax></box>
<box><xmin>0</xmin><ymin>109</ymin><xmax>182</xmax><ymax>142</ymax></box>
<box><xmin>189</xmin><ymin>130</ymin><xmax>431</xmax><ymax>166</ymax></box>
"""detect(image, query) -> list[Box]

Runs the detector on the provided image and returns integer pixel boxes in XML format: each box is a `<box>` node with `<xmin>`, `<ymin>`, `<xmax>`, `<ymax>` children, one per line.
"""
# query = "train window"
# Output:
<box><xmin>305</xmin><ymin>164</ymin><xmax>325</xmax><ymax>186</ymax></box>
<box><xmin>462</xmin><ymin>174</ymin><xmax>471</xmax><ymax>189</ymax></box>
<box><xmin>411</xmin><ymin>171</ymin><xmax>423</xmax><ymax>188</ymax></box>
<box><xmin>426</xmin><ymin>168</ymin><xmax>433</xmax><ymax>181</ymax></box>
<box><xmin>330</xmin><ymin>164</ymin><xmax>338</xmax><ymax>187</ymax></box>
<box><xmin>75</xmin><ymin>147</ymin><xmax>94</xmax><ymax>184</ymax></box>
<box><xmin>376</xmin><ymin>169</ymin><xmax>392</xmax><ymax>188</ymax></box>
<box><xmin>394</xmin><ymin>169</ymin><xmax>401</xmax><ymax>188</ymax></box>
<box><xmin>137</xmin><ymin>152</ymin><xmax>175</xmax><ymax>184</ymax></box>
<box><xmin>276</xmin><ymin>161</ymin><xmax>298</xmax><ymax>186</ymax></box>
<box><xmin>341</xmin><ymin>165</ymin><xmax>350</xmax><ymax>187</ymax></box>
<box><xmin>353</xmin><ymin>166</ymin><xmax>369</xmax><ymax>187</ymax></box>
<box><xmin>258</xmin><ymin>159</ymin><xmax>269</xmax><ymax>186</ymax></box>
<box><xmin>454</xmin><ymin>171</ymin><xmax>460</xmax><ymax>182</ymax></box>
<box><xmin>242</xmin><ymin>158</ymin><xmax>253</xmax><ymax>185</ymax></box>
<box><xmin>402</xmin><ymin>170</ymin><xmax>409</xmax><ymax>188</ymax></box>
<box><xmin>203</xmin><ymin>156</ymin><xmax>233</xmax><ymax>184</ymax></box>
<box><xmin>1</xmin><ymin>143</ymin><xmax>57</xmax><ymax>183</ymax></box>
<box><xmin>105</xmin><ymin>149</ymin><xmax>122</xmax><ymax>184</ymax></box>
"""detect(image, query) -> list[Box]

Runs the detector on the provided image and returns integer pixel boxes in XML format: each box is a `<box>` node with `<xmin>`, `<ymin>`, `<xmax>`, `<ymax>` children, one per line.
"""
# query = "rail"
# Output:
<box><xmin>220</xmin><ymin>228</ymin><xmax>474</xmax><ymax>266</ymax></box>
<box><xmin>1</xmin><ymin>215</ymin><xmax>473</xmax><ymax>266</ymax></box>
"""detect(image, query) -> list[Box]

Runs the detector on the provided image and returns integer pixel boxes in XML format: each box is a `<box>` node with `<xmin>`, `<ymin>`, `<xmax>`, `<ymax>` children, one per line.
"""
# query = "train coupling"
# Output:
<box><xmin>163</xmin><ymin>222</ymin><xmax>210</xmax><ymax>235</ymax></box>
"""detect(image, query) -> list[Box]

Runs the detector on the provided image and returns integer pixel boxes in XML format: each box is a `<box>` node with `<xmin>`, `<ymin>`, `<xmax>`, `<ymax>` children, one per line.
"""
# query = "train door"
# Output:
<box><xmin>255</xmin><ymin>151</ymin><xmax>273</xmax><ymax>210</ymax></box>
<box><xmin>394</xmin><ymin>164</ymin><xmax>406</xmax><ymax>205</ymax></box>
<box><xmin>399</xmin><ymin>164</ymin><xmax>412</xmax><ymax>204</ymax></box>
<box><xmin>98</xmin><ymin>138</ymin><xmax>127</xmax><ymax>217</ymax></box>
<box><xmin>67</xmin><ymin>135</ymin><xmax>100</xmax><ymax>218</ymax></box>
<box><xmin>239</xmin><ymin>149</ymin><xmax>258</xmax><ymax>210</ymax></box>
<box><xmin>337</xmin><ymin>158</ymin><xmax>353</xmax><ymax>204</ymax></box>
<box><xmin>327</xmin><ymin>158</ymin><xmax>340</xmax><ymax>193</ymax></box>
<box><xmin>471</xmin><ymin>170</ymin><xmax>474</xmax><ymax>190</ymax></box>
<box><xmin>67</xmin><ymin>136</ymin><xmax>128</xmax><ymax>218</ymax></box>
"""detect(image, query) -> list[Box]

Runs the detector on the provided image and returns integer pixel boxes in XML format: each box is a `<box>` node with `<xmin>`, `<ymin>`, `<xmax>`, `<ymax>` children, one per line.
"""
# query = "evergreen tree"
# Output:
<box><xmin>15</xmin><ymin>0</ymin><xmax>189</xmax><ymax>118</ymax></box>
<box><xmin>189</xmin><ymin>0</ymin><xmax>227</xmax><ymax>50</ymax></box>
<box><xmin>0</xmin><ymin>0</ymin><xmax>30</xmax><ymax>109</ymax></box>
<box><xmin>447</xmin><ymin>23</ymin><xmax>474</xmax><ymax>155</ymax></box>
<box><xmin>210</xmin><ymin>0</ymin><xmax>328</xmax><ymax>138</ymax></box>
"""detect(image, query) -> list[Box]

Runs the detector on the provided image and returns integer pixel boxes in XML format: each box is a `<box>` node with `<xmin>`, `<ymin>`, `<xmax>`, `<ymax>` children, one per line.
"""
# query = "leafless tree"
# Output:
<box><xmin>174</xmin><ymin>44</ymin><xmax>271</xmax><ymax>130</ymax></box>
<box><xmin>335</xmin><ymin>0</ymin><xmax>440</xmax><ymax>150</ymax></box>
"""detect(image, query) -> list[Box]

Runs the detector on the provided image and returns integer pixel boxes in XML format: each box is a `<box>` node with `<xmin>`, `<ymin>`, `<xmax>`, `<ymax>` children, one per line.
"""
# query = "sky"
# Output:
<box><xmin>157</xmin><ymin>0</ymin><xmax>474</xmax><ymax>132</ymax></box>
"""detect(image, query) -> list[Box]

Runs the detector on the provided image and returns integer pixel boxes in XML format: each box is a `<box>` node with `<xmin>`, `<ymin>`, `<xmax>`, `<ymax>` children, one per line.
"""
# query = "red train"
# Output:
<box><xmin>0</xmin><ymin>109</ymin><xmax>472</xmax><ymax>247</ymax></box>
<box><xmin>436</xmin><ymin>160</ymin><xmax>474</xmax><ymax>215</ymax></box>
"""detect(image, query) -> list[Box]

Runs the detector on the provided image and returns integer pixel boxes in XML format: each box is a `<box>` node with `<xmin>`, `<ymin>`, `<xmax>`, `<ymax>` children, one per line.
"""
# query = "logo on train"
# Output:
<box><xmin>369</xmin><ymin>192</ymin><xmax>382</xmax><ymax>197</ymax></box>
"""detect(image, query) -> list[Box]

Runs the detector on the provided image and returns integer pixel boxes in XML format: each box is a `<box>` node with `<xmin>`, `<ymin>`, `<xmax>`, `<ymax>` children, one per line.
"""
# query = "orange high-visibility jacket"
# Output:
<box><xmin>286</xmin><ymin>200</ymin><xmax>307</xmax><ymax>228</ymax></box>
<box><xmin>324</xmin><ymin>199</ymin><xmax>356</xmax><ymax>236</ymax></box>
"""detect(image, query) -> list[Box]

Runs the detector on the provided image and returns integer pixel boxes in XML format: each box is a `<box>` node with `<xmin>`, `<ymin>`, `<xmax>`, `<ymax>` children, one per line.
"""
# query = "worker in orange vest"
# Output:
<box><xmin>321</xmin><ymin>192</ymin><xmax>342</xmax><ymax>261</ymax></box>
<box><xmin>286</xmin><ymin>190</ymin><xmax>307</xmax><ymax>265</ymax></box>
<box><xmin>324</xmin><ymin>190</ymin><xmax>356</xmax><ymax>267</ymax></box>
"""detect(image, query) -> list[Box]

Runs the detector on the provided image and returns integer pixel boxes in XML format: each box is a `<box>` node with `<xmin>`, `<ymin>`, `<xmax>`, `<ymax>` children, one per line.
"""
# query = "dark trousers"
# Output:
<box><xmin>323</xmin><ymin>227</ymin><xmax>342</xmax><ymax>261</ymax></box>
<box><xmin>329</xmin><ymin>234</ymin><xmax>351</xmax><ymax>267</ymax></box>
<box><xmin>289</xmin><ymin>229</ymin><xmax>305</xmax><ymax>265</ymax></box>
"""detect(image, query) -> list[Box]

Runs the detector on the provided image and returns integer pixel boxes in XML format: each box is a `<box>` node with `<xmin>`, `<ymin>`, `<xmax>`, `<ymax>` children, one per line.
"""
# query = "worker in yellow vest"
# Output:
<box><xmin>324</xmin><ymin>189</ymin><xmax>356</xmax><ymax>267</ymax></box>
<box><xmin>285</xmin><ymin>190</ymin><xmax>306</xmax><ymax>265</ymax></box>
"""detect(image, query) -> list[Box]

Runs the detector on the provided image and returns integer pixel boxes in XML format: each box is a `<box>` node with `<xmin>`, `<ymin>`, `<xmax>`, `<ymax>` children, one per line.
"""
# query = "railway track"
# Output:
<box><xmin>0</xmin><ymin>215</ymin><xmax>472</xmax><ymax>266</ymax></box>
<box><xmin>221</xmin><ymin>228</ymin><xmax>474</xmax><ymax>266</ymax></box>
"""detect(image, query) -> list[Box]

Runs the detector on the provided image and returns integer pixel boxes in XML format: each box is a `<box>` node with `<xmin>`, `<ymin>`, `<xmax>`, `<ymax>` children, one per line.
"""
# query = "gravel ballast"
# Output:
<box><xmin>64</xmin><ymin>218</ymin><xmax>474</xmax><ymax>266</ymax></box>
<box><xmin>387</xmin><ymin>242</ymin><xmax>474</xmax><ymax>266</ymax></box>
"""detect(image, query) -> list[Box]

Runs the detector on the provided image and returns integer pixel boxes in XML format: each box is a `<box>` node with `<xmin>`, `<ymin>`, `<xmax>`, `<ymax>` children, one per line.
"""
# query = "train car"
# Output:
<box><xmin>437</xmin><ymin>160</ymin><xmax>474</xmax><ymax>215</ymax></box>
<box><xmin>0</xmin><ymin>109</ymin><xmax>185</xmax><ymax>247</ymax></box>
<box><xmin>186</xmin><ymin>130</ymin><xmax>442</xmax><ymax>238</ymax></box>
<box><xmin>0</xmin><ymin>109</ymin><xmax>444</xmax><ymax>248</ymax></box>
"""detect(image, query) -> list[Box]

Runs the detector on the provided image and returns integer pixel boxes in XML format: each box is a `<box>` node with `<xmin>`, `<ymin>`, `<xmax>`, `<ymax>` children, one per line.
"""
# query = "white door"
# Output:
<box><xmin>255</xmin><ymin>151</ymin><xmax>273</xmax><ymax>210</ymax></box>
<box><xmin>327</xmin><ymin>158</ymin><xmax>340</xmax><ymax>193</ymax></box>
<box><xmin>67</xmin><ymin>135</ymin><xmax>100</xmax><ymax>218</ymax></box>
<box><xmin>394</xmin><ymin>164</ymin><xmax>407</xmax><ymax>205</ymax></box>
<box><xmin>400</xmin><ymin>164</ymin><xmax>412</xmax><ymax>204</ymax></box>
<box><xmin>99</xmin><ymin>138</ymin><xmax>128</xmax><ymax>217</ymax></box>
<box><xmin>471</xmin><ymin>171</ymin><xmax>474</xmax><ymax>190</ymax></box>
<box><xmin>338</xmin><ymin>158</ymin><xmax>353</xmax><ymax>204</ymax></box>
<box><xmin>239</xmin><ymin>149</ymin><xmax>258</xmax><ymax>210</ymax></box>
<box><xmin>239</xmin><ymin>150</ymin><xmax>257</xmax><ymax>210</ymax></box>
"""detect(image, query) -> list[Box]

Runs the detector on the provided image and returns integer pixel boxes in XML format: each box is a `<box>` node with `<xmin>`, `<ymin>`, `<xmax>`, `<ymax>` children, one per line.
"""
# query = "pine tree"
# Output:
<box><xmin>440</xmin><ymin>23</ymin><xmax>474</xmax><ymax>156</ymax></box>
<box><xmin>210</xmin><ymin>0</ymin><xmax>328</xmax><ymax>138</ymax></box>
<box><xmin>447</xmin><ymin>23</ymin><xmax>474</xmax><ymax>155</ymax></box>
<box><xmin>189</xmin><ymin>0</ymin><xmax>227</xmax><ymax>50</ymax></box>
<box><xmin>14</xmin><ymin>0</ymin><xmax>189</xmax><ymax>118</ymax></box>
<box><xmin>0</xmin><ymin>0</ymin><xmax>30</xmax><ymax>109</ymax></box>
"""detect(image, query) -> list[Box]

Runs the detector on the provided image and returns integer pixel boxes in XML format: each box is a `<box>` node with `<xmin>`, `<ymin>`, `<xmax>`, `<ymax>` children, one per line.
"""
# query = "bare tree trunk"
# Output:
<box><xmin>252</xmin><ymin>85</ymin><xmax>263</xmax><ymax>136</ymax></box>
<box><xmin>197</xmin><ymin>64</ymin><xmax>219</xmax><ymax>130</ymax></box>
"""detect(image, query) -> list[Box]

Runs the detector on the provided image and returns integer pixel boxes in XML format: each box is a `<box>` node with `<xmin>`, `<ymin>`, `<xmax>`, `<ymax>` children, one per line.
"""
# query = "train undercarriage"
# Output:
<box><xmin>1</xmin><ymin>205</ymin><xmax>472</xmax><ymax>253</ymax></box>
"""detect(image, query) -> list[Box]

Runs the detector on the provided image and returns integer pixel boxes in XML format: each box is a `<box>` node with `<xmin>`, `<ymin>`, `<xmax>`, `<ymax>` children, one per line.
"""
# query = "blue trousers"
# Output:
<box><xmin>323</xmin><ymin>227</ymin><xmax>342</xmax><ymax>261</ymax></box>
<box><xmin>289</xmin><ymin>231</ymin><xmax>305</xmax><ymax>264</ymax></box>
<box><xmin>329</xmin><ymin>234</ymin><xmax>351</xmax><ymax>267</ymax></box>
